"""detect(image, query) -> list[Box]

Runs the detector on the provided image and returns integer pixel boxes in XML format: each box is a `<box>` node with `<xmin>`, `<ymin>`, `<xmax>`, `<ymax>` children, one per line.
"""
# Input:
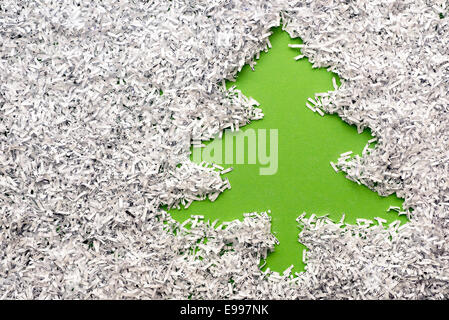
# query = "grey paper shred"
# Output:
<box><xmin>1</xmin><ymin>0</ymin><xmax>449</xmax><ymax>299</ymax></box>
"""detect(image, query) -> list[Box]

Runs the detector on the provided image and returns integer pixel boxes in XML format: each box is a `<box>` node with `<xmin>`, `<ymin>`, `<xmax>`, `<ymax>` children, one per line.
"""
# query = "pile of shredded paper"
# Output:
<box><xmin>1</xmin><ymin>0</ymin><xmax>449</xmax><ymax>299</ymax></box>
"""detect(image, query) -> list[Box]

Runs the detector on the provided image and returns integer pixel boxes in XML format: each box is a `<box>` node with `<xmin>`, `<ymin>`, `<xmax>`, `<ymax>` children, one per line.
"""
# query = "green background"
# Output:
<box><xmin>169</xmin><ymin>27</ymin><xmax>406</xmax><ymax>274</ymax></box>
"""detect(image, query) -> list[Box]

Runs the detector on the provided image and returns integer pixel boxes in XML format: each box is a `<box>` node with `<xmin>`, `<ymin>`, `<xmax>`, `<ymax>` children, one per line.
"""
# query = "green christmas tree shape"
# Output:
<box><xmin>169</xmin><ymin>27</ymin><xmax>407</xmax><ymax>274</ymax></box>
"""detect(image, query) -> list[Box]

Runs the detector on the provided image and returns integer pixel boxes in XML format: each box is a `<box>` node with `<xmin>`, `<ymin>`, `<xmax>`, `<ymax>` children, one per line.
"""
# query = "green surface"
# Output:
<box><xmin>168</xmin><ymin>27</ymin><xmax>407</xmax><ymax>274</ymax></box>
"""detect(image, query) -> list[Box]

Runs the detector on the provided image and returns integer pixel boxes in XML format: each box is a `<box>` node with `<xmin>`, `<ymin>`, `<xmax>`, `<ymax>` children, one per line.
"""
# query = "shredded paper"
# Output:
<box><xmin>1</xmin><ymin>0</ymin><xmax>449</xmax><ymax>299</ymax></box>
